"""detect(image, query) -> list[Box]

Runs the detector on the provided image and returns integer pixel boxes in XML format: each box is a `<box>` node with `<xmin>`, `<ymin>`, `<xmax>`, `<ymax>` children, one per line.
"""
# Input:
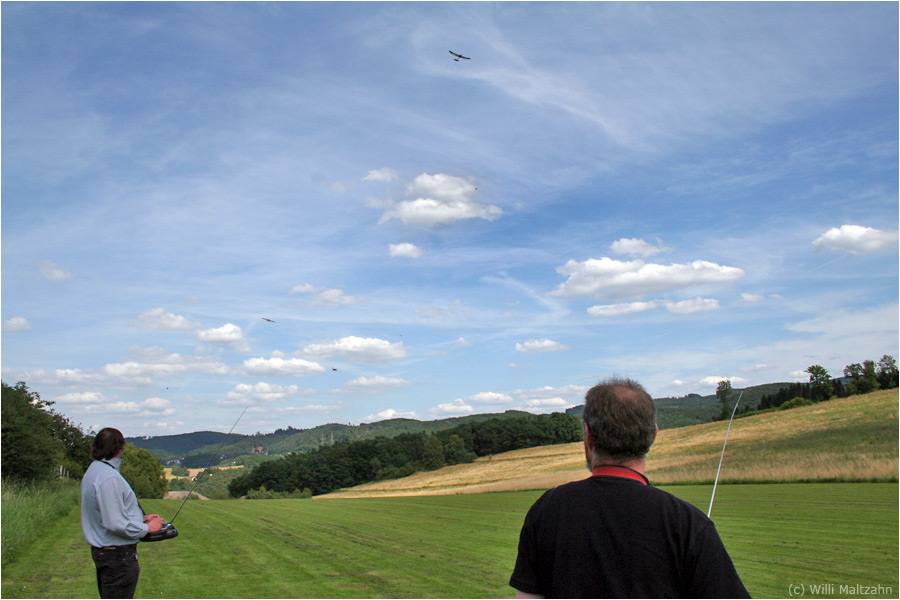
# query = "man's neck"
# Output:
<box><xmin>593</xmin><ymin>457</ymin><xmax>646</xmax><ymax>474</ymax></box>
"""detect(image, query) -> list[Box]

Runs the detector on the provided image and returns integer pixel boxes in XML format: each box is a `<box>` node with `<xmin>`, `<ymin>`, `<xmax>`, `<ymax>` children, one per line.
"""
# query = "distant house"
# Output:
<box><xmin>251</xmin><ymin>446</ymin><xmax>267</xmax><ymax>455</ymax></box>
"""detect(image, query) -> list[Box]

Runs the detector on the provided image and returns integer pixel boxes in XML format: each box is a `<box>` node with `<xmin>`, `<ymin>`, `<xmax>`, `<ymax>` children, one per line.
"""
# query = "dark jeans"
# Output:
<box><xmin>91</xmin><ymin>545</ymin><xmax>140</xmax><ymax>599</ymax></box>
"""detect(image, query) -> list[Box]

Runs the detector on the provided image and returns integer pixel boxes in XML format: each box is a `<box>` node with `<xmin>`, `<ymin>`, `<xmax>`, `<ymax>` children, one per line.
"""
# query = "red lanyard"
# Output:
<box><xmin>591</xmin><ymin>465</ymin><xmax>649</xmax><ymax>485</ymax></box>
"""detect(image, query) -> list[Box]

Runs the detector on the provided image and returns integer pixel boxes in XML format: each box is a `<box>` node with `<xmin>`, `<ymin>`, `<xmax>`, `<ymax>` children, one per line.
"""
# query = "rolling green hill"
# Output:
<box><xmin>566</xmin><ymin>382</ymin><xmax>794</xmax><ymax>428</ymax></box>
<box><xmin>129</xmin><ymin>410</ymin><xmax>535</xmax><ymax>467</ymax></box>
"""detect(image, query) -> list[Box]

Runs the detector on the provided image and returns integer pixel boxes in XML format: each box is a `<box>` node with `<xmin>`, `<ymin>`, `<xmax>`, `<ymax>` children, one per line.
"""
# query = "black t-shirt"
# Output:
<box><xmin>509</xmin><ymin>474</ymin><xmax>750</xmax><ymax>598</ymax></box>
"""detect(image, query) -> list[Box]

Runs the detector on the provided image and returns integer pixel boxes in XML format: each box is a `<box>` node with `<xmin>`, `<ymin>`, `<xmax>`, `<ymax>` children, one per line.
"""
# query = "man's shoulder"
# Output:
<box><xmin>539</xmin><ymin>476</ymin><xmax>711</xmax><ymax>520</ymax></box>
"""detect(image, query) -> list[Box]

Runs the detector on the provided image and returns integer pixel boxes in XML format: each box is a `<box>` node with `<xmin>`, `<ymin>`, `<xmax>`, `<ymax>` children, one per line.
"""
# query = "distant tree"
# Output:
<box><xmin>805</xmin><ymin>365</ymin><xmax>832</xmax><ymax>403</ymax></box>
<box><xmin>716</xmin><ymin>380</ymin><xmax>733</xmax><ymax>420</ymax></box>
<box><xmin>844</xmin><ymin>361</ymin><xmax>878</xmax><ymax>395</ymax></box>
<box><xmin>877</xmin><ymin>355</ymin><xmax>898</xmax><ymax>389</ymax></box>
<box><xmin>421</xmin><ymin>435</ymin><xmax>445</xmax><ymax>470</ymax></box>
<box><xmin>170</xmin><ymin>464</ymin><xmax>189</xmax><ymax>477</ymax></box>
<box><xmin>120</xmin><ymin>444</ymin><xmax>168</xmax><ymax>499</ymax></box>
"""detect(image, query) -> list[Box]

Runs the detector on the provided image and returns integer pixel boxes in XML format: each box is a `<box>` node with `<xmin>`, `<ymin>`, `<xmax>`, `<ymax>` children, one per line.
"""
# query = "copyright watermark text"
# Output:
<box><xmin>789</xmin><ymin>583</ymin><xmax>894</xmax><ymax>597</ymax></box>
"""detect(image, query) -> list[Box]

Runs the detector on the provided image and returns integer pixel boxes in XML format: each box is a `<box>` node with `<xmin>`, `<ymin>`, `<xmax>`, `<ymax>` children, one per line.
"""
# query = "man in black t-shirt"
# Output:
<box><xmin>509</xmin><ymin>378</ymin><xmax>750</xmax><ymax>598</ymax></box>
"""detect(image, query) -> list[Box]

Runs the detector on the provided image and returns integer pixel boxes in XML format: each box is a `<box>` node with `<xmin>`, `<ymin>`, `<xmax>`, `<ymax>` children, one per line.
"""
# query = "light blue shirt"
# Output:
<box><xmin>81</xmin><ymin>458</ymin><xmax>148</xmax><ymax>547</ymax></box>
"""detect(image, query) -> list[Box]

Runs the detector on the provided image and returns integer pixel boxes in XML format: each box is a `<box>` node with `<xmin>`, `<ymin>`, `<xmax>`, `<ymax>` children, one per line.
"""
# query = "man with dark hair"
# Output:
<box><xmin>81</xmin><ymin>428</ymin><xmax>165</xmax><ymax>599</ymax></box>
<box><xmin>509</xmin><ymin>378</ymin><xmax>750</xmax><ymax>598</ymax></box>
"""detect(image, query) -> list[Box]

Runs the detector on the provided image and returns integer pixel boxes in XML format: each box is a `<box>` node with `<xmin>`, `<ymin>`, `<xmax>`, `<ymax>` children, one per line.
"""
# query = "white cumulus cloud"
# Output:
<box><xmin>225</xmin><ymin>382</ymin><xmax>304</xmax><ymax>405</ymax></box>
<box><xmin>610</xmin><ymin>237</ymin><xmax>672</xmax><ymax>257</ymax></box>
<box><xmin>343</xmin><ymin>375</ymin><xmax>411</xmax><ymax>393</ymax></box>
<box><xmin>515</xmin><ymin>338</ymin><xmax>568</xmax><ymax>353</ymax></box>
<box><xmin>302</xmin><ymin>336</ymin><xmax>406</xmax><ymax>364</ymax></box>
<box><xmin>552</xmin><ymin>257</ymin><xmax>744</xmax><ymax>300</ymax></box>
<box><xmin>468</xmin><ymin>391</ymin><xmax>515</xmax><ymax>406</ymax></box>
<box><xmin>664</xmin><ymin>297</ymin><xmax>720</xmax><ymax>314</ymax></box>
<box><xmin>362</xmin><ymin>168</ymin><xmax>398</xmax><ymax>182</ymax></box>
<box><xmin>290</xmin><ymin>284</ymin><xmax>359</xmax><ymax>306</ymax></box>
<box><xmin>364</xmin><ymin>408</ymin><xmax>420</xmax><ymax>422</ymax></box>
<box><xmin>242</xmin><ymin>357</ymin><xmax>326</xmax><ymax>377</ymax></box>
<box><xmin>431</xmin><ymin>398</ymin><xmax>474</xmax><ymax>415</ymax></box>
<box><xmin>2</xmin><ymin>317</ymin><xmax>31</xmax><ymax>331</ymax></box>
<box><xmin>38</xmin><ymin>259</ymin><xmax>73</xmax><ymax>281</ymax></box>
<box><xmin>197</xmin><ymin>323</ymin><xmax>244</xmax><ymax>344</ymax></box>
<box><xmin>379</xmin><ymin>173</ymin><xmax>501</xmax><ymax>227</ymax></box>
<box><xmin>137</xmin><ymin>308</ymin><xmax>198</xmax><ymax>330</ymax></box>
<box><xmin>812</xmin><ymin>224</ymin><xmax>898</xmax><ymax>254</ymax></box>
<box><xmin>389</xmin><ymin>242</ymin><xmax>423</xmax><ymax>258</ymax></box>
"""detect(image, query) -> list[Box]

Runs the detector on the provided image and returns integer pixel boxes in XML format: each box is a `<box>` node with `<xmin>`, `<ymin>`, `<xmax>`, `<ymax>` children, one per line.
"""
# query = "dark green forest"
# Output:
<box><xmin>227</xmin><ymin>412</ymin><xmax>582</xmax><ymax>497</ymax></box>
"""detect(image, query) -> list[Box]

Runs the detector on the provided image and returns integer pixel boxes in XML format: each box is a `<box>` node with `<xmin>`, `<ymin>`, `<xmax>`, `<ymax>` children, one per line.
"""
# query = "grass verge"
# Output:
<box><xmin>1</xmin><ymin>478</ymin><xmax>81</xmax><ymax>567</ymax></box>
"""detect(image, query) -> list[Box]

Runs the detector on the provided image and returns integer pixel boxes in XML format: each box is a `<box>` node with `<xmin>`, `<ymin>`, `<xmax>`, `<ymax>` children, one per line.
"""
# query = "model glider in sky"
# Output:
<box><xmin>262</xmin><ymin>317</ymin><xmax>275</xmax><ymax>323</ymax></box>
<box><xmin>449</xmin><ymin>51</ymin><xmax>470</xmax><ymax>62</ymax></box>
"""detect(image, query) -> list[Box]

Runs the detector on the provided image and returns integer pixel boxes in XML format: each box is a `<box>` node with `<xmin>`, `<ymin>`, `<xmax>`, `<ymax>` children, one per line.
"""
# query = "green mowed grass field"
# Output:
<box><xmin>3</xmin><ymin>483</ymin><xmax>896</xmax><ymax>599</ymax></box>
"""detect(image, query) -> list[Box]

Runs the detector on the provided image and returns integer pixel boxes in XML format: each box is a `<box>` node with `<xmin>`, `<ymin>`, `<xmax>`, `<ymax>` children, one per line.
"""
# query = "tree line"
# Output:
<box><xmin>721</xmin><ymin>355</ymin><xmax>898</xmax><ymax>415</ymax></box>
<box><xmin>228</xmin><ymin>412</ymin><xmax>582</xmax><ymax>497</ymax></box>
<box><xmin>2</xmin><ymin>381</ymin><xmax>168</xmax><ymax>498</ymax></box>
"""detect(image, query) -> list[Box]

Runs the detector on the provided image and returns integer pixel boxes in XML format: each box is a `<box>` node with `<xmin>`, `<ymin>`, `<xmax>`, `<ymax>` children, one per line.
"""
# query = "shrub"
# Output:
<box><xmin>778</xmin><ymin>397</ymin><xmax>815</xmax><ymax>411</ymax></box>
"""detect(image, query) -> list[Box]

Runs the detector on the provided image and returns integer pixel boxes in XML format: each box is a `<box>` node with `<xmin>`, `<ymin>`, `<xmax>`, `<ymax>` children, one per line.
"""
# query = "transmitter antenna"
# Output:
<box><xmin>171</xmin><ymin>407</ymin><xmax>248</xmax><ymax>523</ymax></box>
<box><xmin>708</xmin><ymin>390</ymin><xmax>742</xmax><ymax>518</ymax></box>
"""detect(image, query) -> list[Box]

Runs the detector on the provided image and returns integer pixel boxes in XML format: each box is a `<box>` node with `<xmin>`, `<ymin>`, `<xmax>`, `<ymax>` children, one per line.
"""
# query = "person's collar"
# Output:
<box><xmin>591</xmin><ymin>464</ymin><xmax>649</xmax><ymax>485</ymax></box>
<box><xmin>102</xmin><ymin>457</ymin><xmax>123</xmax><ymax>470</ymax></box>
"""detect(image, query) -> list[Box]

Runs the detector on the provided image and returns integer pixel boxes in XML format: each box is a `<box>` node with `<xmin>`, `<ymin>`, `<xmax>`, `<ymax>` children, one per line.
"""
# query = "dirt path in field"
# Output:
<box><xmin>163</xmin><ymin>490</ymin><xmax>210</xmax><ymax>500</ymax></box>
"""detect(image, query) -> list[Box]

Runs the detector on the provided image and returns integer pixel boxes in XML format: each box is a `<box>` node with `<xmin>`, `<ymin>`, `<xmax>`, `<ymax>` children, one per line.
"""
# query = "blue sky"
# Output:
<box><xmin>2</xmin><ymin>2</ymin><xmax>897</xmax><ymax>437</ymax></box>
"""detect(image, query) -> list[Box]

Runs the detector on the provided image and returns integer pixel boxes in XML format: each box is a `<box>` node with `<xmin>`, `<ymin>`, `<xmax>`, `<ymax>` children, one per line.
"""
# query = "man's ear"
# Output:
<box><xmin>584</xmin><ymin>423</ymin><xmax>593</xmax><ymax>451</ymax></box>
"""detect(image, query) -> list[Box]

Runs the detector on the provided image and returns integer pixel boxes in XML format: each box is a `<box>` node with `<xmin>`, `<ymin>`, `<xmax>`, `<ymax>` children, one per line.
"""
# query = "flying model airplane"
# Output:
<box><xmin>262</xmin><ymin>317</ymin><xmax>275</xmax><ymax>323</ymax></box>
<box><xmin>449</xmin><ymin>51</ymin><xmax>470</xmax><ymax>62</ymax></box>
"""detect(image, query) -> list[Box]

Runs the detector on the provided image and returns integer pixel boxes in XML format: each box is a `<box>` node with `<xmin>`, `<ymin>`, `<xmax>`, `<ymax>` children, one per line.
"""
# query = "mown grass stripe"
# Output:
<box><xmin>2</xmin><ymin>484</ymin><xmax>896</xmax><ymax>599</ymax></box>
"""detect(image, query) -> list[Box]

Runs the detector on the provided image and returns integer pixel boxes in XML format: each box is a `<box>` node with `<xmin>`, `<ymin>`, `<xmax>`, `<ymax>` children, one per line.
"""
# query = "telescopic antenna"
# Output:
<box><xmin>707</xmin><ymin>390</ymin><xmax>742</xmax><ymax>518</ymax></box>
<box><xmin>170</xmin><ymin>407</ymin><xmax>247</xmax><ymax>523</ymax></box>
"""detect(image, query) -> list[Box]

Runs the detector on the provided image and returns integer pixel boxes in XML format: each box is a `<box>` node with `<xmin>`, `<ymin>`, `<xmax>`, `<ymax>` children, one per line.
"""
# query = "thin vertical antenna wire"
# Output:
<box><xmin>170</xmin><ymin>407</ymin><xmax>248</xmax><ymax>523</ymax></box>
<box><xmin>708</xmin><ymin>390</ymin><xmax>743</xmax><ymax>518</ymax></box>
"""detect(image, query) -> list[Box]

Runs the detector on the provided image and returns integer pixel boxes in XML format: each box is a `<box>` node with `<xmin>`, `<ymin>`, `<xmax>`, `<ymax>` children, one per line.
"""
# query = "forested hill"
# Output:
<box><xmin>567</xmin><ymin>382</ymin><xmax>796</xmax><ymax>429</ymax></box>
<box><xmin>128</xmin><ymin>382</ymin><xmax>800</xmax><ymax>468</ymax></box>
<box><xmin>128</xmin><ymin>410</ymin><xmax>534</xmax><ymax>467</ymax></box>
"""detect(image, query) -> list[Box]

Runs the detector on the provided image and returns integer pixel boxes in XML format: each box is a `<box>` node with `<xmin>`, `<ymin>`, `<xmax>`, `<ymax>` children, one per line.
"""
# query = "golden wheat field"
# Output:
<box><xmin>323</xmin><ymin>389</ymin><xmax>898</xmax><ymax>498</ymax></box>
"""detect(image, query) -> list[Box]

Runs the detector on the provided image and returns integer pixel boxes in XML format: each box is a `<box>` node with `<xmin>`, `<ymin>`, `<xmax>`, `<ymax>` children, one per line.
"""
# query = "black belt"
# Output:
<box><xmin>92</xmin><ymin>544</ymin><xmax>137</xmax><ymax>551</ymax></box>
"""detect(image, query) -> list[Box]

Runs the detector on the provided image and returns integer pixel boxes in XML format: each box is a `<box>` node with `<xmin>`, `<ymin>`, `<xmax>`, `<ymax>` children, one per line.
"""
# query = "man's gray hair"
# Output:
<box><xmin>582</xmin><ymin>377</ymin><xmax>657</xmax><ymax>463</ymax></box>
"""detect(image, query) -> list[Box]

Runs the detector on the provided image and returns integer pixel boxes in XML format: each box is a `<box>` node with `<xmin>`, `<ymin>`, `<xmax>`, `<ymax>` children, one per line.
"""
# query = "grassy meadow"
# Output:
<box><xmin>326</xmin><ymin>389</ymin><xmax>898</xmax><ymax>498</ymax></box>
<box><xmin>2</xmin><ymin>390</ymin><xmax>897</xmax><ymax>598</ymax></box>
<box><xmin>1</xmin><ymin>484</ymin><xmax>896</xmax><ymax>599</ymax></box>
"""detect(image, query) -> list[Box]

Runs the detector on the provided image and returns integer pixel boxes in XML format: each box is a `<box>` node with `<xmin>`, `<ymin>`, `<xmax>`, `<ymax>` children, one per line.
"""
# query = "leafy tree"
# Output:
<box><xmin>170</xmin><ymin>464</ymin><xmax>190</xmax><ymax>477</ymax></box>
<box><xmin>844</xmin><ymin>361</ymin><xmax>878</xmax><ymax>395</ymax></box>
<box><xmin>1</xmin><ymin>381</ymin><xmax>92</xmax><ymax>480</ymax></box>
<box><xmin>1</xmin><ymin>382</ymin><xmax>60</xmax><ymax>480</ymax></box>
<box><xmin>120</xmin><ymin>444</ymin><xmax>168</xmax><ymax>499</ymax></box>
<box><xmin>877</xmin><ymin>355</ymin><xmax>898</xmax><ymax>389</ymax></box>
<box><xmin>716</xmin><ymin>380</ymin><xmax>733</xmax><ymax>420</ymax></box>
<box><xmin>805</xmin><ymin>365</ymin><xmax>832</xmax><ymax>403</ymax></box>
<box><xmin>421</xmin><ymin>435</ymin><xmax>445</xmax><ymax>470</ymax></box>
